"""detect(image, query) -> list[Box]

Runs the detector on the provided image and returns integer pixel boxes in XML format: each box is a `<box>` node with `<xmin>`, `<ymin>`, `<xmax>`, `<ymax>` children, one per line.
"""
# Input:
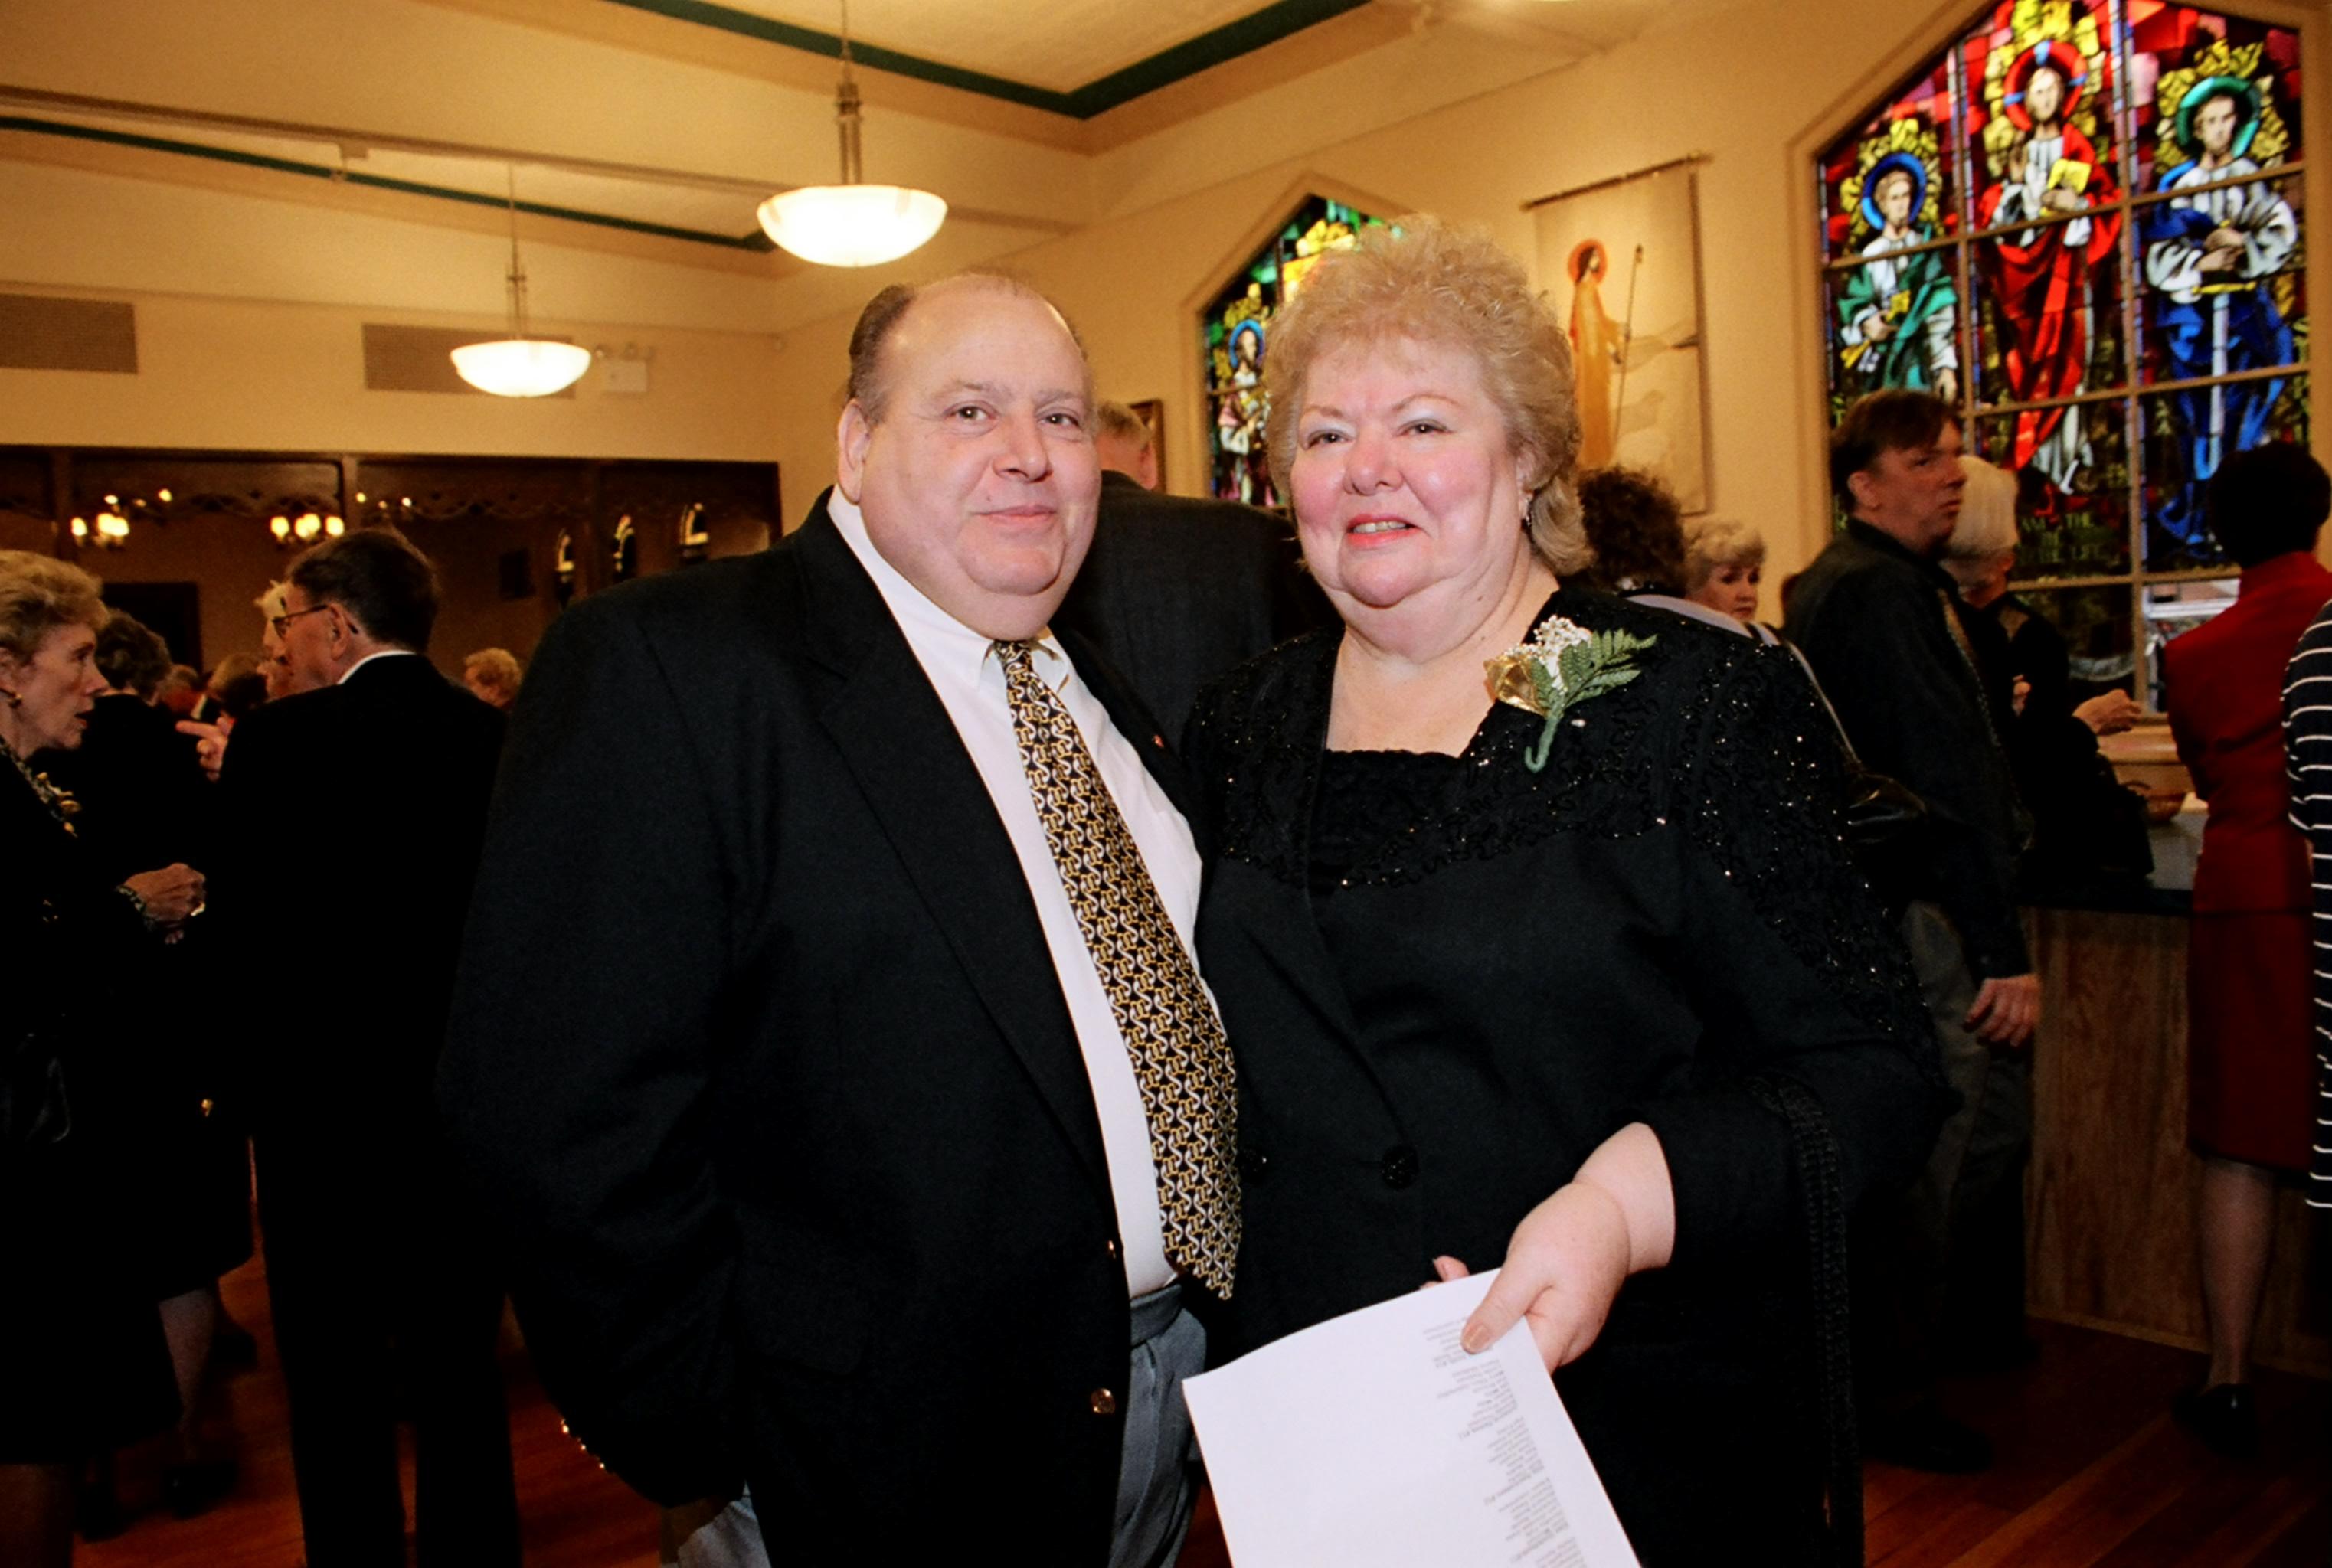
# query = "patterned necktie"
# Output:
<box><xmin>993</xmin><ymin>639</ymin><xmax>1239</xmax><ymax>1298</ymax></box>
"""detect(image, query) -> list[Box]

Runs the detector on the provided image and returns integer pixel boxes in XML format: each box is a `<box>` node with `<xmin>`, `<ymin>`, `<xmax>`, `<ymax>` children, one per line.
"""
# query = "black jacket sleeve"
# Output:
<box><xmin>1634</xmin><ymin>647</ymin><xmax>1951</xmax><ymax>1266</ymax></box>
<box><xmin>437</xmin><ymin>598</ymin><xmax>745</xmax><ymax>1507</ymax></box>
<box><xmin>1794</xmin><ymin>570</ymin><xmax>2032</xmax><ymax>979</ymax></box>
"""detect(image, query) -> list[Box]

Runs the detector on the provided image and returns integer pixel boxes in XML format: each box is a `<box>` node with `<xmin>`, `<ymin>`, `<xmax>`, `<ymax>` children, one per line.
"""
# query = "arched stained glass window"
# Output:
<box><xmin>1819</xmin><ymin>2</ymin><xmax>2305</xmax><ymax>702</ymax></box>
<box><xmin>1202</xmin><ymin>196</ymin><xmax>1388</xmax><ymax>506</ymax></box>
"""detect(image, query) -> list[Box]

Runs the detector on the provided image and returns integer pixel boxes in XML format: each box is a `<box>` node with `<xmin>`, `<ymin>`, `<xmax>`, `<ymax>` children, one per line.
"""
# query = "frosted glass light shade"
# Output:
<box><xmin>757</xmin><ymin>185</ymin><xmax>947</xmax><ymax>268</ymax></box>
<box><xmin>450</xmin><ymin>338</ymin><xmax>592</xmax><ymax>397</ymax></box>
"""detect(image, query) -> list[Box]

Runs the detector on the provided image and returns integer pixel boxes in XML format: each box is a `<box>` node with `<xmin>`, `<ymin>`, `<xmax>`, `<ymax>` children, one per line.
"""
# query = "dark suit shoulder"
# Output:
<box><xmin>551</xmin><ymin>550</ymin><xmax>794</xmax><ymax>652</ymax></box>
<box><xmin>1098</xmin><ymin>477</ymin><xmax>1287</xmax><ymax>536</ymax></box>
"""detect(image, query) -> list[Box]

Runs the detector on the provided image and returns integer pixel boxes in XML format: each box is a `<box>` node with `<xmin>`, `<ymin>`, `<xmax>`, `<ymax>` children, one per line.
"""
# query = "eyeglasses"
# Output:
<box><xmin>271</xmin><ymin>605</ymin><xmax>333</xmax><ymax>638</ymax></box>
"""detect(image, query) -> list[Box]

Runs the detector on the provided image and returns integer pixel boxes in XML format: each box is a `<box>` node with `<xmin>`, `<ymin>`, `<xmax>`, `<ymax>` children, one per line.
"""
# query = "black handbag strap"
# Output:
<box><xmin>1748</xmin><ymin>1073</ymin><xmax>1860</xmax><ymax>1568</ymax></box>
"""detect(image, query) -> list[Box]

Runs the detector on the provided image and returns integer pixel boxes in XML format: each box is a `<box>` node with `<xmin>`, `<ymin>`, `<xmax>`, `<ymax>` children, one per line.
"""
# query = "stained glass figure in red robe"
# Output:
<box><xmin>1977</xmin><ymin>37</ymin><xmax>2124</xmax><ymax>493</ymax></box>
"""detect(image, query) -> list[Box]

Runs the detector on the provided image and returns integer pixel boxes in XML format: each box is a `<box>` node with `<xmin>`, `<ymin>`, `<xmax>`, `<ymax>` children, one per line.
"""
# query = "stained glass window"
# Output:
<box><xmin>1818</xmin><ymin>0</ymin><xmax>2307</xmax><ymax>701</ymax></box>
<box><xmin>1202</xmin><ymin>196</ymin><xmax>1388</xmax><ymax>506</ymax></box>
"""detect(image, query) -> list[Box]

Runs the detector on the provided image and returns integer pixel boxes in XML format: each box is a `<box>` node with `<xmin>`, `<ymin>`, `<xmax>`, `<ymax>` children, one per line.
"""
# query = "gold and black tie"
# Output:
<box><xmin>994</xmin><ymin>639</ymin><xmax>1239</xmax><ymax>1297</ymax></box>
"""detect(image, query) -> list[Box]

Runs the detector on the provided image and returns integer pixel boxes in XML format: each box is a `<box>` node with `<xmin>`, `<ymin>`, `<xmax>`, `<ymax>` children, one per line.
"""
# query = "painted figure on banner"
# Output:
<box><xmin>2141</xmin><ymin>40</ymin><xmax>2300</xmax><ymax>554</ymax></box>
<box><xmin>1976</xmin><ymin>24</ymin><xmax>2122</xmax><ymax>494</ymax></box>
<box><xmin>1836</xmin><ymin>124</ymin><xmax>1961</xmax><ymax>404</ymax></box>
<box><xmin>1568</xmin><ymin>240</ymin><xmax>1624</xmax><ymax>469</ymax></box>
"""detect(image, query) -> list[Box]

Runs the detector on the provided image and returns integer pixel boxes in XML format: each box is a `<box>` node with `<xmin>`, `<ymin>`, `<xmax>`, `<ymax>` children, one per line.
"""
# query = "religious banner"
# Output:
<box><xmin>1531</xmin><ymin>163</ymin><xmax>1711</xmax><ymax>513</ymax></box>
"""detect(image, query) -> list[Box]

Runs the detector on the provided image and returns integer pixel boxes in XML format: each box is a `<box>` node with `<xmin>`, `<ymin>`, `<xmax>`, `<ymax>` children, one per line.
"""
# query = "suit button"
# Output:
<box><xmin>1105</xmin><ymin>1238</ymin><xmax>1121</xmax><ymax>1260</ymax></box>
<box><xmin>1381</xmin><ymin>1145</ymin><xmax>1419</xmax><ymax>1188</ymax></box>
<box><xmin>1089</xmin><ymin>1388</ymin><xmax>1117</xmax><ymax>1415</ymax></box>
<box><xmin>1238</xmin><ymin>1148</ymin><xmax>1270</xmax><ymax>1182</ymax></box>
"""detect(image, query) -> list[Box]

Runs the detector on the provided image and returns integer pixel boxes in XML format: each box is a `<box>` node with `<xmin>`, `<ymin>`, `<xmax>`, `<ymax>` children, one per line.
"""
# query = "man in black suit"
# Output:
<box><xmin>1054</xmin><ymin>400</ymin><xmax>1327</xmax><ymax>738</ymax></box>
<box><xmin>216</xmin><ymin>528</ymin><xmax>515</xmax><ymax>1568</ymax></box>
<box><xmin>439</xmin><ymin>275</ymin><xmax>1237</xmax><ymax>1566</ymax></box>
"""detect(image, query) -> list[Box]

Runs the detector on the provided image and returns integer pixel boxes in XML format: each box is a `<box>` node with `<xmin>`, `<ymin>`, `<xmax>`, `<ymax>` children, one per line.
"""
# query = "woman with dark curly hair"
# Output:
<box><xmin>1573</xmin><ymin>464</ymin><xmax>1688</xmax><ymax>597</ymax></box>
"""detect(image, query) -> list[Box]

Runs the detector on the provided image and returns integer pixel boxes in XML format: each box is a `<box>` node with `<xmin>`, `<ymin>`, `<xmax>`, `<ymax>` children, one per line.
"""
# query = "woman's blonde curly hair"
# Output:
<box><xmin>1262</xmin><ymin>214</ymin><xmax>1589</xmax><ymax>574</ymax></box>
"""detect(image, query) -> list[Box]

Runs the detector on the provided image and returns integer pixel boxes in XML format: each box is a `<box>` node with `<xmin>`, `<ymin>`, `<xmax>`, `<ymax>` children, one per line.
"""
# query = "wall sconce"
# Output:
<box><xmin>74</xmin><ymin>511</ymin><xmax>131</xmax><ymax>548</ymax></box>
<box><xmin>270</xmin><ymin>512</ymin><xmax>345</xmax><ymax>548</ymax></box>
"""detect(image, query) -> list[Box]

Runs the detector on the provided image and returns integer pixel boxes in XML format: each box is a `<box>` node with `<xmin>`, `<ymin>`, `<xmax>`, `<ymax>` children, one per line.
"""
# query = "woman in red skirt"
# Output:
<box><xmin>2161</xmin><ymin>443</ymin><xmax>2332</xmax><ymax>1458</ymax></box>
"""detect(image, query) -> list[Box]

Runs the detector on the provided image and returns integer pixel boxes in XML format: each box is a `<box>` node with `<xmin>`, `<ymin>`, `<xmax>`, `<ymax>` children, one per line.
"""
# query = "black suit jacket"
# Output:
<box><xmin>437</xmin><ymin>505</ymin><xmax>1190</xmax><ymax>1557</ymax></box>
<box><xmin>1051</xmin><ymin>469</ymin><xmax>1329</xmax><ymax>738</ymax></box>
<box><xmin>1785</xmin><ymin>521</ymin><xmax>2030</xmax><ymax>978</ymax></box>
<box><xmin>216</xmin><ymin>655</ymin><xmax>503</xmax><ymax>1138</ymax></box>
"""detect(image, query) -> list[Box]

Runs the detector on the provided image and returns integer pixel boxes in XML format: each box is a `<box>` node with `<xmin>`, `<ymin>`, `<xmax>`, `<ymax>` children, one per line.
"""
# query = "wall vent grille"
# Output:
<box><xmin>0</xmin><ymin>294</ymin><xmax>138</xmax><ymax>374</ymax></box>
<box><xmin>363</xmin><ymin>324</ymin><xmax>577</xmax><ymax>398</ymax></box>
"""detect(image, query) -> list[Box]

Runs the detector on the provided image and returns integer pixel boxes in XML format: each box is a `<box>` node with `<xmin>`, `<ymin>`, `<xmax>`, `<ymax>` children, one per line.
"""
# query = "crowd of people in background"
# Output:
<box><xmin>5</xmin><ymin>219</ymin><xmax>2329</xmax><ymax>1568</ymax></box>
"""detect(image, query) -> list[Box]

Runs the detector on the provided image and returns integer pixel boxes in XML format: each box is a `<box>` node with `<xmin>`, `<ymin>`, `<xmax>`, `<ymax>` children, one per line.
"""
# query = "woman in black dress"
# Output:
<box><xmin>0</xmin><ymin>553</ymin><xmax>206</xmax><ymax>1565</ymax></box>
<box><xmin>1184</xmin><ymin>219</ymin><xmax>1947</xmax><ymax>1564</ymax></box>
<box><xmin>36</xmin><ymin>612</ymin><xmax>248</xmax><ymax>1518</ymax></box>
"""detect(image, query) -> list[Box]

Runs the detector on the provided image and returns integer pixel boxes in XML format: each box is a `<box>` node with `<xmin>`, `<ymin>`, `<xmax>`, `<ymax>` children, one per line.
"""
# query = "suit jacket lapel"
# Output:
<box><xmin>790</xmin><ymin>505</ymin><xmax>1113</xmax><ymax>1192</ymax></box>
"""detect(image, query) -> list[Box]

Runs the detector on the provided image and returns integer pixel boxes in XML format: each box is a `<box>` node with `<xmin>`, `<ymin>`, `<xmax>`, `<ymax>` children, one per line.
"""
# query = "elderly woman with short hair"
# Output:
<box><xmin>1683</xmin><ymin>515</ymin><xmax>1768</xmax><ymax>624</ymax></box>
<box><xmin>1185</xmin><ymin>217</ymin><xmax>1945</xmax><ymax>1563</ymax></box>
<box><xmin>463</xmin><ymin>646</ymin><xmax>524</xmax><ymax>710</ymax></box>
<box><xmin>1</xmin><ymin>554</ymin><xmax>205</xmax><ymax>1566</ymax></box>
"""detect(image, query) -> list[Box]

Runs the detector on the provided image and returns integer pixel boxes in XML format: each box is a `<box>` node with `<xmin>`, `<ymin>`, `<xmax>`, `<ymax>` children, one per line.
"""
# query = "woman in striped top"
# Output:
<box><xmin>2280</xmin><ymin>559</ymin><xmax>2332</xmax><ymax>1225</ymax></box>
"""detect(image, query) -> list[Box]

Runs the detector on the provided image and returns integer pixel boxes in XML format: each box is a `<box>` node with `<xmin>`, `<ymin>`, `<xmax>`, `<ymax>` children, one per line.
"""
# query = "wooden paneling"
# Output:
<box><xmin>2027</xmin><ymin>906</ymin><xmax>2332</xmax><ymax>1378</ymax></box>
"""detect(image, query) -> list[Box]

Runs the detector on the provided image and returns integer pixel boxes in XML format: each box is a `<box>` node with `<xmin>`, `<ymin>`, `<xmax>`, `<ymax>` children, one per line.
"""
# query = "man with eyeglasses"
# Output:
<box><xmin>214</xmin><ymin>525</ymin><xmax>518</xmax><ymax>1568</ymax></box>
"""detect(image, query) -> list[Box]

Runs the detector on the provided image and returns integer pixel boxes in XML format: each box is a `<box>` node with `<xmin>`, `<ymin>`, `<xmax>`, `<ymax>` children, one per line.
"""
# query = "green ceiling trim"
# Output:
<box><xmin>0</xmin><ymin>116</ymin><xmax>777</xmax><ymax>252</ymax></box>
<box><xmin>601</xmin><ymin>0</ymin><xmax>1375</xmax><ymax>118</ymax></box>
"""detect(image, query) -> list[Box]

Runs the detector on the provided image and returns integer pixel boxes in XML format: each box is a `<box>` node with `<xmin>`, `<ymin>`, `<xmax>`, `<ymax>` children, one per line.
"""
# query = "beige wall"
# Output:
<box><xmin>5</xmin><ymin>0</ymin><xmax>2324</xmax><ymax>623</ymax></box>
<box><xmin>759</xmin><ymin>0</ymin><xmax>2327</xmax><ymax>622</ymax></box>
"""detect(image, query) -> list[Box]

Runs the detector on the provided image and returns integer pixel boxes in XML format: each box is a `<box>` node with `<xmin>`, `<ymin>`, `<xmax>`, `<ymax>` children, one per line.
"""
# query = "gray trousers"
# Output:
<box><xmin>1876</xmin><ymin>902</ymin><xmax>2034</xmax><ymax>1393</ymax></box>
<box><xmin>675</xmin><ymin>1282</ymin><xmax>1204</xmax><ymax>1568</ymax></box>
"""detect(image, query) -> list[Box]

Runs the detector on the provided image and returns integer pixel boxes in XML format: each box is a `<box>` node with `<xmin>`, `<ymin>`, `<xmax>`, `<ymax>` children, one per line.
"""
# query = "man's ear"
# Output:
<box><xmin>837</xmin><ymin>400</ymin><xmax>873</xmax><ymax>505</ymax></box>
<box><xmin>1846</xmin><ymin>466</ymin><xmax>1877</xmax><ymax>517</ymax></box>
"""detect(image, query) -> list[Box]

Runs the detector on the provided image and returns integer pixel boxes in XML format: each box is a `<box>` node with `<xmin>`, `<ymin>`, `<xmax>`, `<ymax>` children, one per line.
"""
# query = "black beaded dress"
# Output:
<box><xmin>1186</xmin><ymin>587</ymin><xmax>1946</xmax><ymax>1565</ymax></box>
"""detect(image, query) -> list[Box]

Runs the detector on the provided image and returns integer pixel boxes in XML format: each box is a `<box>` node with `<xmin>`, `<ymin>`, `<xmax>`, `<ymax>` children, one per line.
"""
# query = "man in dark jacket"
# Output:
<box><xmin>1787</xmin><ymin>389</ymin><xmax>2038</xmax><ymax>1474</ymax></box>
<box><xmin>438</xmin><ymin>276</ymin><xmax>1233</xmax><ymax>1568</ymax></box>
<box><xmin>1053</xmin><ymin>401</ymin><xmax>1327</xmax><ymax>738</ymax></box>
<box><xmin>217</xmin><ymin>527</ymin><xmax>514</xmax><ymax>1568</ymax></box>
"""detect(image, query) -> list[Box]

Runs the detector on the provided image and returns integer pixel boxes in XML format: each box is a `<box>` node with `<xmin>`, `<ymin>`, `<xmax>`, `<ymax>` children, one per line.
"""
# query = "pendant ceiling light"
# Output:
<box><xmin>451</xmin><ymin>166</ymin><xmax>593</xmax><ymax>397</ymax></box>
<box><xmin>757</xmin><ymin>0</ymin><xmax>946</xmax><ymax>268</ymax></box>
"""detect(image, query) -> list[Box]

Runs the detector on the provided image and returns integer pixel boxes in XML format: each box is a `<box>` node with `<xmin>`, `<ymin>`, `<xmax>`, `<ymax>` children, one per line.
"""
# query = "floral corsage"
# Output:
<box><xmin>1484</xmin><ymin>614</ymin><xmax>1658</xmax><ymax>773</ymax></box>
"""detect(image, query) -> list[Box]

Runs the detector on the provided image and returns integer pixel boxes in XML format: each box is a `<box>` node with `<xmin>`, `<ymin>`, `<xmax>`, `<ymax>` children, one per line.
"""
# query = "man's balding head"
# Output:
<box><xmin>836</xmin><ymin>274</ymin><xmax>1102</xmax><ymax>641</ymax></box>
<box><xmin>848</xmin><ymin>273</ymin><xmax>1088</xmax><ymax>425</ymax></box>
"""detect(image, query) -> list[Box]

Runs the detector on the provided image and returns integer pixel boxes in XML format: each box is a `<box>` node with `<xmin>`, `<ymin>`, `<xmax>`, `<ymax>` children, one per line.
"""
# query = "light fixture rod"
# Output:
<box><xmin>503</xmin><ymin>163</ymin><xmax>531</xmax><ymax>340</ymax></box>
<box><xmin>0</xmin><ymin>83</ymin><xmax>1073</xmax><ymax>236</ymax></box>
<box><xmin>835</xmin><ymin>0</ymin><xmax>862</xmax><ymax>185</ymax></box>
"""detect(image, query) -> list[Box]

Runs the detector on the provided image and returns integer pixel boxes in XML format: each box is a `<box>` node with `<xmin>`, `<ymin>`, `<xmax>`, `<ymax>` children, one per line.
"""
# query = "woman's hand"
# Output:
<box><xmin>125</xmin><ymin>863</ymin><xmax>206</xmax><ymax>926</ymax></box>
<box><xmin>1451</xmin><ymin>1123</ymin><xmax>1676</xmax><ymax>1372</ymax></box>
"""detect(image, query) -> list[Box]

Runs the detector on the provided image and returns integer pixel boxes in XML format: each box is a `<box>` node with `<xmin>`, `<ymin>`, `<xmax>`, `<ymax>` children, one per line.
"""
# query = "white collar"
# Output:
<box><xmin>825</xmin><ymin>488</ymin><xmax>1073</xmax><ymax>691</ymax></box>
<box><xmin>338</xmin><ymin>648</ymin><xmax>422</xmax><ymax>686</ymax></box>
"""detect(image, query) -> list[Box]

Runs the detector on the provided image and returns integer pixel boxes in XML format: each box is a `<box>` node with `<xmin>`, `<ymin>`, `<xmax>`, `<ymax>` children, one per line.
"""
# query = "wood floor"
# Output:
<box><xmin>77</xmin><ymin>1258</ymin><xmax>2329</xmax><ymax>1567</ymax></box>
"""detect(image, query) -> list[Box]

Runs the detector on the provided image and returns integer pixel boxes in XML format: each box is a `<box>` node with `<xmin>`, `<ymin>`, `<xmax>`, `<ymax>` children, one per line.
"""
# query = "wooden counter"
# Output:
<box><xmin>2026</xmin><ymin>904</ymin><xmax>2331</xmax><ymax>1377</ymax></box>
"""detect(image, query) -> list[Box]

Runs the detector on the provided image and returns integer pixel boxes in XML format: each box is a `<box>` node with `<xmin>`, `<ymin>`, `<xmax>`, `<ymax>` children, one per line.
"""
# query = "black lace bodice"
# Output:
<box><xmin>1187</xmin><ymin>588</ymin><xmax>1937</xmax><ymax>1051</ymax></box>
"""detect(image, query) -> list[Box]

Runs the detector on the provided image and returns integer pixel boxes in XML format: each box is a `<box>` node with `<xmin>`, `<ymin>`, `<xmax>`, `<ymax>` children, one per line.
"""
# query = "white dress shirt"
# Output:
<box><xmin>830</xmin><ymin>490</ymin><xmax>1202</xmax><ymax>1297</ymax></box>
